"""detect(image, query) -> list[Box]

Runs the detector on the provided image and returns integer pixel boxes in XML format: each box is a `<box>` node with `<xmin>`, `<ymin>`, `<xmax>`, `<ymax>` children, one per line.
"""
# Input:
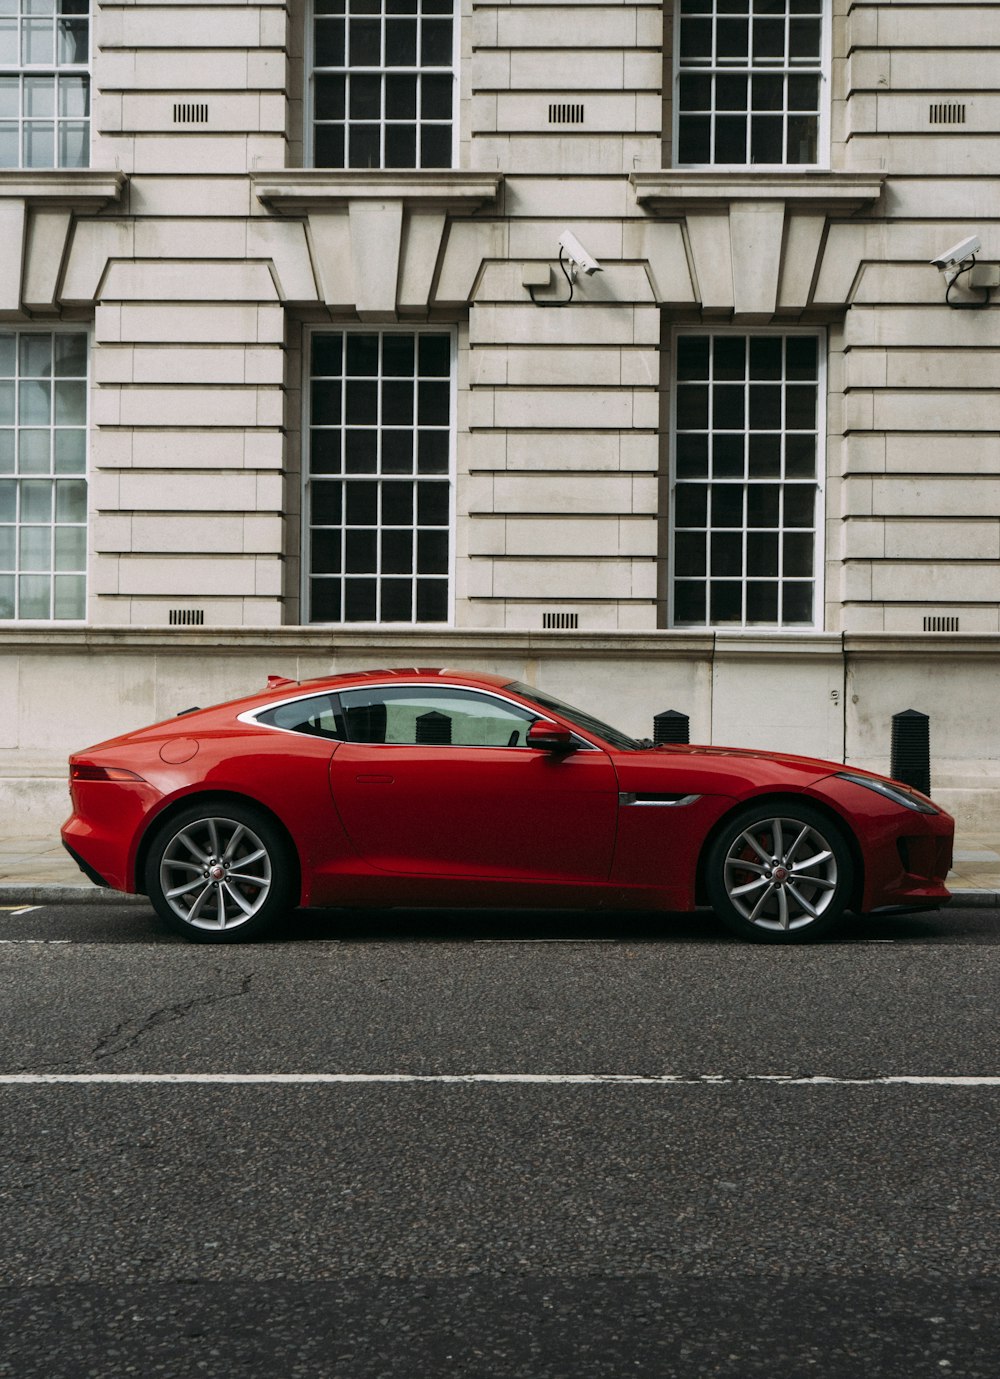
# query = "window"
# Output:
<box><xmin>256</xmin><ymin>694</ymin><xmax>344</xmax><ymax>739</ymax></box>
<box><xmin>0</xmin><ymin>330</ymin><xmax>88</xmax><ymax>621</ymax></box>
<box><xmin>306</xmin><ymin>329</ymin><xmax>453</xmax><ymax>624</ymax></box>
<box><xmin>675</xmin><ymin>0</ymin><xmax>824</xmax><ymax>166</ymax></box>
<box><xmin>309</xmin><ymin>0</ymin><xmax>455</xmax><ymax>169</ymax></box>
<box><xmin>339</xmin><ymin>686</ymin><xmax>536</xmax><ymax>746</ymax></box>
<box><xmin>0</xmin><ymin>0</ymin><xmax>90</xmax><ymax>169</ymax></box>
<box><xmin>670</xmin><ymin>331</ymin><xmax>822</xmax><ymax>628</ymax></box>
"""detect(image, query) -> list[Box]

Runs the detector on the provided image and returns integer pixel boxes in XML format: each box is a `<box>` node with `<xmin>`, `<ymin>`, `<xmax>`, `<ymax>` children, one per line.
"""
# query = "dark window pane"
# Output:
<box><xmin>715</xmin><ymin>114</ymin><xmax>747</xmax><ymax>163</ymax></box>
<box><xmin>713</xmin><ymin>433</ymin><xmax>744</xmax><ymax>477</ymax></box>
<box><xmin>385</xmin><ymin>123</ymin><xmax>416</xmax><ymax>167</ymax></box>
<box><xmin>749</xmin><ymin>384</ymin><xmax>781</xmax><ymax>429</ymax></box>
<box><xmin>346</xmin><ymin>379</ymin><xmax>378</xmax><ymax>424</ymax></box>
<box><xmin>747</xmin><ymin>530</ymin><xmax>778</xmax><ymax>576</ymax></box>
<box><xmin>710</xmin><ymin>581</ymin><xmax>742</xmax><ymax>623</ymax></box>
<box><xmin>711</xmin><ymin>531</ymin><xmax>742</xmax><ymax>576</ymax></box>
<box><xmin>381</xmin><ymin>578</ymin><xmax>413</xmax><ymax>621</ymax></box>
<box><xmin>676</xmin><ymin>432</ymin><xmax>708</xmax><ymax>478</ymax></box>
<box><xmin>676</xmin><ymin>335</ymin><xmax>709</xmax><ymax>380</ymax></box>
<box><xmin>346</xmin><ymin>334</ymin><xmax>379</xmax><ymax>375</ymax></box>
<box><xmin>417</xmin><ymin>480</ymin><xmax>449</xmax><ymax>525</ymax></box>
<box><xmin>785</xmin><ymin>385</ymin><xmax>816</xmax><ymax>430</ymax></box>
<box><xmin>345</xmin><ymin>528</ymin><xmax>377</xmax><ymax>573</ymax></box>
<box><xmin>716</xmin><ymin>18</ymin><xmax>749</xmax><ymax>59</ymax></box>
<box><xmin>386</xmin><ymin>17</ymin><xmax>417</xmax><ymax>64</ymax></box>
<box><xmin>311</xmin><ymin>380</ymin><xmax>341</xmax><ymax>425</ymax></box>
<box><xmin>345</xmin><ymin>578</ymin><xmax>378</xmax><ymax>621</ymax></box>
<box><xmin>314</xmin><ymin>18</ymin><xmax>345</xmax><ymax>66</ymax></box>
<box><xmin>678</xmin><ymin>73</ymin><xmax>712</xmax><ymax>110</ymax></box>
<box><xmin>315</xmin><ymin>0</ymin><xmax>346</xmax><ymax>14</ymax></box>
<box><xmin>746</xmin><ymin>581</ymin><xmax>779</xmax><ymax>622</ymax></box>
<box><xmin>312</xmin><ymin>334</ymin><xmax>343</xmax><ymax>376</ymax></box>
<box><xmin>351</xmin><ymin>0</ymin><xmax>380</xmax><ymax>14</ymax></box>
<box><xmin>748</xmin><ymin>433</ymin><xmax>781</xmax><ymax>477</ymax></box>
<box><xmin>673</xmin><ymin>581</ymin><xmax>705</xmax><ymax>623</ymax></box>
<box><xmin>314</xmin><ymin>123</ymin><xmax>345</xmax><ymax>168</ymax></box>
<box><xmin>312</xmin><ymin>529</ymin><xmax>342</xmax><ymax>574</ymax></box>
<box><xmin>350</xmin><ymin>74</ymin><xmax>380</xmax><ymax>119</ymax></box>
<box><xmin>421</xmin><ymin>18</ymin><xmax>452</xmax><ymax>64</ymax></box>
<box><xmin>386</xmin><ymin>74</ymin><xmax>417</xmax><ymax>119</ymax></box>
<box><xmin>753</xmin><ymin>16</ymin><xmax>785</xmax><ymax>59</ymax></box>
<box><xmin>789</xmin><ymin>18</ymin><xmax>821</xmax><ymax>60</ymax></box>
<box><xmin>749</xmin><ymin>336</ymin><xmax>782</xmax><ymax>379</ymax></box>
<box><xmin>345</xmin><ymin>481</ymin><xmax>377</xmax><ymax>525</ymax></box>
<box><xmin>747</xmin><ymin>485</ymin><xmax>779</xmax><ymax>528</ymax></box>
<box><xmin>315</xmin><ymin>74</ymin><xmax>345</xmax><ymax>120</ymax></box>
<box><xmin>713</xmin><ymin>486</ymin><xmax>744</xmax><ymax>528</ymax></box>
<box><xmin>784</xmin><ymin>434</ymin><xmax>815</xmax><ymax>478</ymax></box>
<box><xmin>781</xmin><ymin>581</ymin><xmax>813</xmax><ymax>623</ymax></box>
<box><xmin>419</xmin><ymin>334</ymin><xmax>451</xmax><ymax>377</ymax></box>
<box><xmin>713</xmin><ymin>384</ymin><xmax>744</xmax><ymax>430</ymax></box>
<box><xmin>311</xmin><ymin>481</ymin><xmax>343</xmax><ymax>526</ymax></box>
<box><xmin>382</xmin><ymin>379</ymin><xmax>413</xmax><ymax>425</ymax></box>
<box><xmin>416</xmin><ymin>579</ymin><xmax>448</xmax><ymax>622</ymax></box>
<box><xmin>750</xmin><ymin>114</ymin><xmax>783</xmax><ymax>163</ymax></box>
<box><xmin>417</xmin><ymin>430</ymin><xmax>449</xmax><ymax>473</ymax></box>
<box><xmin>382</xmin><ymin>480</ymin><xmax>413</xmax><ymax>524</ymax></box>
<box><xmin>678</xmin><ymin>115</ymin><xmax>711</xmax><ymax>164</ymax></box>
<box><xmin>418</xmin><ymin>380</ymin><xmax>450</xmax><ymax>425</ymax></box>
<box><xmin>424</xmin><ymin>0</ymin><xmax>453</xmax><ymax>14</ymax></box>
<box><xmin>349</xmin><ymin>18</ymin><xmax>381</xmax><ymax>64</ymax></box>
<box><xmin>310</xmin><ymin>578</ymin><xmax>341</xmax><ymax>621</ymax></box>
<box><xmin>381</xmin><ymin>528</ymin><xmax>413</xmax><ymax>574</ymax></box>
<box><xmin>349</xmin><ymin>123</ymin><xmax>380</xmax><ymax>168</ymax></box>
<box><xmin>752</xmin><ymin>75</ymin><xmax>783</xmax><ymax>111</ymax></box>
<box><xmin>783</xmin><ymin>531</ymin><xmax>814</xmax><ymax>577</ymax></box>
<box><xmin>679</xmin><ymin>17</ymin><xmax>712</xmax><ymax>60</ymax></box>
<box><xmin>713</xmin><ymin>335</ymin><xmax>745</xmax><ymax>380</ymax></box>
<box><xmin>417</xmin><ymin>528</ymin><xmax>449</xmax><ymax>574</ymax></box>
<box><xmin>310</xmin><ymin>429</ymin><xmax>342</xmax><ymax>474</ymax></box>
<box><xmin>674</xmin><ymin>531</ymin><xmax>706</xmax><ymax>576</ymax></box>
<box><xmin>388</xmin><ymin>0</ymin><xmax>417</xmax><ymax>13</ymax></box>
<box><xmin>783</xmin><ymin>485</ymin><xmax>815</xmax><ymax>527</ymax></box>
<box><xmin>419</xmin><ymin>122</ymin><xmax>452</xmax><ymax>168</ymax></box>
<box><xmin>716</xmin><ymin>75</ymin><xmax>747</xmax><ymax>111</ymax></box>
<box><xmin>786</xmin><ymin>335</ymin><xmax>818</xmax><ymax>380</ymax></box>
<box><xmin>787</xmin><ymin>114</ymin><xmax>817</xmax><ymax>163</ymax></box>
<box><xmin>681</xmin><ymin>0</ymin><xmax>713</xmax><ymax>11</ymax></box>
<box><xmin>676</xmin><ymin>384</ymin><xmax>709</xmax><ymax>430</ymax></box>
<box><xmin>382</xmin><ymin>429</ymin><xmax>414</xmax><ymax>473</ymax></box>
<box><xmin>345</xmin><ymin>429</ymin><xmax>378</xmax><ymax>473</ymax></box>
<box><xmin>788</xmin><ymin>75</ymin><xmax>819</xmax><ymax>111</ymax></box>
<box><xmin>675</xmin><ymin>483</ymin><xmax>708</xmax><ymax>527</ymax></box>
<box><xmin>422</xmin><ymin>74</ymin><xmax>452</xmax><ymax>120</ymax></box>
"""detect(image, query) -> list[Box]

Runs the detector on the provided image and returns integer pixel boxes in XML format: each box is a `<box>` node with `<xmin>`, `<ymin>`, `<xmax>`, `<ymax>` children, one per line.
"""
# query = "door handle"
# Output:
<box><xmin>355</xmin><ymin>774</ymin><xmax>394</xmax><ymax>784</ymax></box>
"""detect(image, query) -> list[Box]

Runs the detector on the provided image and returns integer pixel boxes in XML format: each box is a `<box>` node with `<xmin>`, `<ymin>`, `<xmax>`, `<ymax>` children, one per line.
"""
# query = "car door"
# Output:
<box><xmin>328</xmin><ymin>684</ymin><xmax>619</xmax><ymax>883</ymax></box>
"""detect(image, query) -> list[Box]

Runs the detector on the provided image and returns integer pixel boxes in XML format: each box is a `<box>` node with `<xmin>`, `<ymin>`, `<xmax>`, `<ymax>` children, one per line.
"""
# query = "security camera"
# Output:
<box><xmin>930</xmin><ymin>235</ymin><xmax>981</xmax><ymax>272</ymax></box>
<box><xmin>558</xmin><ymin>231</ymin><xmax>602</xmax><ymax>277</ymax></box>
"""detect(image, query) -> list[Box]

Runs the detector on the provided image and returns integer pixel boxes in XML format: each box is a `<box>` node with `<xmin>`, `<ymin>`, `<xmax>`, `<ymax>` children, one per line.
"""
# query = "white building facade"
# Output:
<box><xmin>1</xmin><ymin>0</ymin><xmax>999</xmax><ymax>834</ymax></box>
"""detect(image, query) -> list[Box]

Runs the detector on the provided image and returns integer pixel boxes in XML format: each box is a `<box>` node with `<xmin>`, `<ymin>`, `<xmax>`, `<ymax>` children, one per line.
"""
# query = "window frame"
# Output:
<box><xmin>301</xmin><ymin>323</ymin><xmax>457</xmax><ymax>627</ymax></box>
<box><xmin>0</xmin><ymin>0</ymin><xmax>91</xmax><ymax>171</ymax></box>
<box><xmin>0</xmin><ymin>324</ymin><xmax>90</xmax><ymax>625</ymax></box>
<box><xmin>304</xmin><ymin>0</ymin><xmax>459</xmax><ymax>171</ymax></box>
<box><xmin>671</xmin><ymin>0</ymin><xmax>831</xmax><ymax>171</ymax></box>
<box><xmin>667</xmin><ymin>324</ymin><xmax>827</xmax><ymax>632</ymax></box>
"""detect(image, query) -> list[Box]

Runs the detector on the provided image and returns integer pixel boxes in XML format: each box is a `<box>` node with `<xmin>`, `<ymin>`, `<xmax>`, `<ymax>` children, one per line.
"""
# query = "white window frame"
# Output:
<box><xmin>0</xmin><ymin>325</ymin><xmax>89</xmax><ymax>624</ymax></box>
<box><xmin>0</xmin><ymin>0</ymin><xmax>90</xmax><ymax>170</ymax></box>
<box><xmin>671</xmin><ymin>0</ymin><xmax>831</xmax><ymax>171</ymax></box>
<box><xmin>667</xmin><ymin>325</ymin><xmax>826</xmax><ymax>631</ymax></box>
<box><xmin>304</xmin><ymin>0</ymin><xmax>459</xmax><ymax>170</ymax></box>
<box><xmin>301</xmin><ymin>324</ymin><xmax>457</xmax><ymax>626</ymax></box>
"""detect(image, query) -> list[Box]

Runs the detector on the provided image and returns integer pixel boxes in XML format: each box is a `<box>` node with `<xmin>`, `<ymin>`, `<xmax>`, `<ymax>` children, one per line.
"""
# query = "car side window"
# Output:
<box><xmin>339</xmin><ymin>687</ymin><xmax>536</xmax><ymax>748</ymax></box>
<box><xmin>257</xmin><ymin>694</ymin><xmax>345</xmax><ymax>740</ymax></box>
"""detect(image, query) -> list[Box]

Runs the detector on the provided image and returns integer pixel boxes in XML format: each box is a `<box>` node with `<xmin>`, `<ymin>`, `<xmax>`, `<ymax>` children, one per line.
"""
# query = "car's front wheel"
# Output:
<box><xmin>705</xmin><ymin>802</ymin><xmax>854</xmax><ymax>943</ymax></box>
<box><xmin>144</xmin><ymin>802</ymin><xmax>296</xmax><ymax>943</ymax></box>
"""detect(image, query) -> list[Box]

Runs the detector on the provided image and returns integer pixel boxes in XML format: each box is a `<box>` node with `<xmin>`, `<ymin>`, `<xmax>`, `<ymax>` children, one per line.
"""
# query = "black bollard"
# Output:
<box><xmin>415</xmin><ymin>710</ymin><xmax>452</xmax><ymax>745</ymax></box>
<box><xmin>890</xmin><ymin>709</ymin><xmax>930</xmax><ymax>795</ymax></box>
<box><xmin>653</xmin><ymin>709</ymin><xmax>690</xmax><ymax>745</ymax></box>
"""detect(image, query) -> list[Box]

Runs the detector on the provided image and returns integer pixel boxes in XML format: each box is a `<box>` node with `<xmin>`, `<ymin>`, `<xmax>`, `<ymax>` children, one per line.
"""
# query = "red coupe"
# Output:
<box><xmin>61</xmin><ymin>668</ymin><xmax>953</xmax><ymax>944</ymax></box>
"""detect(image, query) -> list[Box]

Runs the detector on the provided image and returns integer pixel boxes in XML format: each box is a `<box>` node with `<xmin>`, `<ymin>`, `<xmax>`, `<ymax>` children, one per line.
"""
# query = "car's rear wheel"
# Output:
<box><xmin>705</xmin><ymin>801</ymin><xmax>853</xmax><ymax>943</ymax></box>
<box><xmin>144</xmin><ymin>802</ymin><xmax>295</xmax><ymax>943</ymax></box>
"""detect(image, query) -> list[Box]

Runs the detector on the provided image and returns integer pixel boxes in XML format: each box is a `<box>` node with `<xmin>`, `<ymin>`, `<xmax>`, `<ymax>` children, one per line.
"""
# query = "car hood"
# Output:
<box><xmin>612</xmin><ymin>742</ymin><xmax>892</xmax><ymax>798</ymax></box>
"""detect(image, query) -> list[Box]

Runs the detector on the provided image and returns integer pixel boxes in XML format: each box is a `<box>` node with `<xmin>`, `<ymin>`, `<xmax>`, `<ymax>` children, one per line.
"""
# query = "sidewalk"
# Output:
<box><xmin>1</xmin><ymin>835</ymin><xmax>998</xmax><ymax>906</ymax></box>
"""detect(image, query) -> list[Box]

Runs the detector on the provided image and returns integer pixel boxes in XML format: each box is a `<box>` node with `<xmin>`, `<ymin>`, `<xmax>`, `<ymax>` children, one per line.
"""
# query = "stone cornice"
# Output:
<box><xmin>252</xmin><ymin>170</ymin><xmax>503</xmax><ymax>215</ymax></box>
<box><xmin>0</xmin><ymin>169</ymin><xmax>126</xmax><ymax>211</ymax></box>
<box><xmin>630</xmin><ymin>171</ymin><xmax>885</xmax><ymax>215</ymax></box>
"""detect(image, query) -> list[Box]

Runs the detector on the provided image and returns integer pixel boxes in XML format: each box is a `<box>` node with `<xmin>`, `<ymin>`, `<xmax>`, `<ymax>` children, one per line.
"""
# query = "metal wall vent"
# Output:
<box><xmin>174</xmin><ymin>103</ymin><xmax>209</xmax><ymax>124</ymax></box>
<box><xmin>548</xmin><ymin>103</ymin><xmax>584</xmax><ymax>125</ymax></box>
<box><xmin>543</xmin><ymin>611</ymin><xmax>579</xmax><ymax>630</ymax></box>
<box><xmin>169</xmin><ymin>608</ymin><xmax>205</xmax><ymax>626</ymax></box>
<box><xmin>923</xmin><ymin>615</ymin><xmax>959</xmax><ymax>632</ymax></box>
<box><xmin>929</xmin><ymin>103</ymin><xmax>966</xmax><ymax>124</ymax></box>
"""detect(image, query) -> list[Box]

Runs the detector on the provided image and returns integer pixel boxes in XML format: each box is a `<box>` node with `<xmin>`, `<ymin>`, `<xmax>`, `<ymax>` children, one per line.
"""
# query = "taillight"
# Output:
<box><xmin>70</xmin><ymin>764</ymin><xmax>146</xmax><ymax>783</ymax></box>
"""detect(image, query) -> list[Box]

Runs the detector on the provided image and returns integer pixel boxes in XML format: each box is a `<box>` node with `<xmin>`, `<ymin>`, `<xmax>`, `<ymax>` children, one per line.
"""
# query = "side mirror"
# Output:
<box><xmin>527</xmin><ymin>719</ymin><xmax>575</xmax><ymax>753</ymax></box>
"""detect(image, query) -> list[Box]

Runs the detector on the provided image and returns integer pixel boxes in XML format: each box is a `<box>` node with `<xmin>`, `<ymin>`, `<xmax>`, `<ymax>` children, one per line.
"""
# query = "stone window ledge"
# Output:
<box><xmin>252</xmin><ymin>170</ymin><xmax>503</xmax><ymax>215</ymax></box>
<box><xmin>630</xmin><ymin>171</ymin><xmax>884</xmax><ymax>215</ymax></box>
<box><xmin>0</xmin><ymin>170</ymin><xmax>126</xmax><ymax>212</ymax></box>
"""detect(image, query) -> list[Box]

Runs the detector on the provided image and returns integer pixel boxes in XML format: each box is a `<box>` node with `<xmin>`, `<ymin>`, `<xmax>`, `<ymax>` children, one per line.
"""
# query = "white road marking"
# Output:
<box><xmin>0</xmin><ymin>939</ymin><xmax>71</xmax><ymax>945</ymax></box>
<box><xmin>0</xmin><ymin>1073</ymin><xmax>996</xmax><ymax>1087</ymax></box>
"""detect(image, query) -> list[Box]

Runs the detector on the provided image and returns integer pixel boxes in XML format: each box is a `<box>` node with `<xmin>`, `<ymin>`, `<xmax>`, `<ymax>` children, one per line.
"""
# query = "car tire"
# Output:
<box><xmin>705</xmin><ymin>801</ymin><xmax>854</xmax><ymax>944</ymax></box>
<box><xmin>144</xmin><ymin>801</ymin><xmax>296</xmax><ymax>944</ymax></box>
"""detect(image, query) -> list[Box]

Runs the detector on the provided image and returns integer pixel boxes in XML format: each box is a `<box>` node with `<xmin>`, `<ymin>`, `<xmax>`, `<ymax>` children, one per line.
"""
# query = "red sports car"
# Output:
<box><xmin>61</xmin><ymin>668</ymin><xmax>953</xmax><ymax>945</ymax></box>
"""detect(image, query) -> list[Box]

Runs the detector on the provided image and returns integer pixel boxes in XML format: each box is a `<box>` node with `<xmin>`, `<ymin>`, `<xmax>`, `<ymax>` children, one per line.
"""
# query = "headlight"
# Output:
<box><xmin>835</xmin><ymin>772</ymin><xmax>938</xmax><ymax>815</ymax></box>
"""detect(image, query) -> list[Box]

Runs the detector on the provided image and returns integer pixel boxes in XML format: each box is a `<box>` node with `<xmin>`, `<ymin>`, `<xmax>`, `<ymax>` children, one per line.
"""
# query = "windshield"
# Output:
<box><xmin>507</xmin><ymin>682</ymin><xmax>641</xmax><ymax>751</ymax></box>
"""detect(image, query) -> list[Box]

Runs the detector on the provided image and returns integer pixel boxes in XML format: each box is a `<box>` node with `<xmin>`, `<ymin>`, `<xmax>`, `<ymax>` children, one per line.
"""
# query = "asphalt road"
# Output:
<box><xmin>0</xmin><ymin>899</ymin><xmax>997</xmax><ymax>1378</ymax></box>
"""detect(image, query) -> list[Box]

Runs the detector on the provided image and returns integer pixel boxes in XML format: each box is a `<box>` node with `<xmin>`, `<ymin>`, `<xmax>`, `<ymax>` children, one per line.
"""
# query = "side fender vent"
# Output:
<box><xmin>543</xmin><ymin>611</ymin><xmax>579</xmax><ymax>630</ymax></box>
<box><xmin>923</xmin><ymin>615</ymin><xmax>959</xmax><ymax>632</ymax></box>
<box><xmin>169</xmin><ymin>608</ymin><xmax>205</xmax><ymax>626</ymax></box>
